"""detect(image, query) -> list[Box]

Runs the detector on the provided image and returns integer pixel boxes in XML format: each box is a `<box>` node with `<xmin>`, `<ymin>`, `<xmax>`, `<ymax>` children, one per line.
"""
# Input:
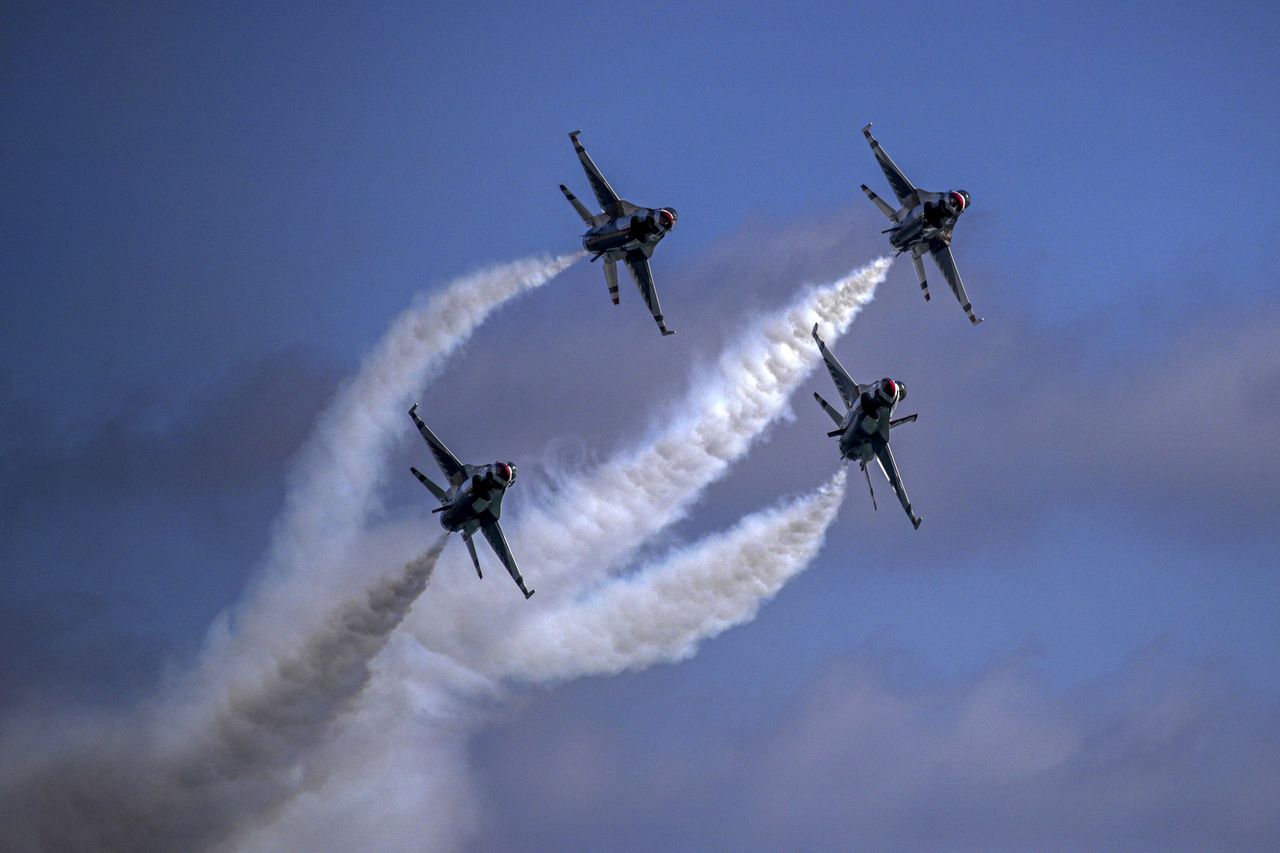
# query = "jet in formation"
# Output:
<box><xmin>811</xmin><ymin>324</ymin><xmax>922</xmax><ymax>529</ymax></box>
<box><xmin>859</xmin><ymin>123</ymin><xmax>983</xmax><ymax>326</ymax></box>
<box><xmin>560</xmin><ymin>130</ymin><xmax>679</xmax><ymax>336</ymax></box>
<box><xmin>408</xmin><ymin>404</ymin><xmax>534</xmax><ymax>599</ymax></box>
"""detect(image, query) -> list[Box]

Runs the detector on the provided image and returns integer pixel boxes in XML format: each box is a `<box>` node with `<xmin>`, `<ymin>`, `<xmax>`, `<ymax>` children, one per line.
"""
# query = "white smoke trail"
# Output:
<box><xmin>508</xmin><ymin>256</ymin><xmax>887</xmax><ymax>593</ymax></box>
<box><xmin>0</xmin><ymin>540</ymin><xmax>447</xmax><ymax>853</ymax></box>
<box><xmin>404</xmin><ymin>257</ymin><xmax>889</xmax><ymax>668</ymax></box>
<box><xmin>206</xmin><ymin>253</ymin><xmax>578</xmax><ymax>671</ymax></box>
<box><xmin>4</xmin><ymin>247</ymin><xmax>887</xmax><ymax>852</ymax></box>
<box><xmin>242</xmin><ymin>259</ymin><xmax>892</xmax><ymax>850</ymax></box>
<box><xmin>232</xmin><ymin>475</ymin><xmax>850</xmax><ymax>853</ymax></box>
<box><xmin>508</xmin><ymin>471</ymin><xmax>847</xmax><ymax>681</ymax></box>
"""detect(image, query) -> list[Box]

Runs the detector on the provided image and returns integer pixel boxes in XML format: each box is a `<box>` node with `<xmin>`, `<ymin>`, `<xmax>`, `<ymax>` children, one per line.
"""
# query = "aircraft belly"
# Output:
<box><xmin>892</xmin><ymin>219</ymin><xmax>924</xmax><ymax>249</ymax></box>
<box><xmin>585</xmin><ymin>230</ymin><xmax>638</xmax><ymax>255</ymax></box>
<box><xmin>439</xmin><ymin>505</ymin><xmax>468</xmax><ymax>531</ymax></box>
<box><xmin>841</xmin><ymin>438</ymin><xmax>873</xmax><ymax>463</ymax></box>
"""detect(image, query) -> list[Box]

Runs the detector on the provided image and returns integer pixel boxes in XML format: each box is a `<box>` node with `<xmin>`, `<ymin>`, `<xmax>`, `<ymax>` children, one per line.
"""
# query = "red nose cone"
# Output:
<box><xmin>498</xmin><ymin>463</ymin><xmax>511</xmax><ymax>482</ymax></box>
<box><xmin>660</xmin><ymin>209</ymin><xmax>675</xmax><ymax>227</ymax></box>
<box><xmin>882</xmin><ymin>378</ymin><xmax>896</xmax><ymax>398</ymax></box>
<box><xmin>950</xmin><ymin>191</ymin><xmax>966</xmax><ymax>212</ymax></box>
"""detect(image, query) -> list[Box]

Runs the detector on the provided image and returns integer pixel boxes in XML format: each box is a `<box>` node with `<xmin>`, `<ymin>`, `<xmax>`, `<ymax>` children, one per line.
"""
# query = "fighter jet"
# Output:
<box><xmin>559</xmin><ymin>130</ymin><xmax>679</xmax><ymax>336</ymax></box>
<box><xmin>810</xmin><ymin>324</ymin><xmax>922</xmax><ymax>529</ymax></box>
<box><xmin>407</xmin><ymin>404</ymin><xmax>534</xmax><ymax>599</ymax></box>
<box><xmin>859</xmin><ymin>123</ymin><xmax>984</xmax><ymax>326</ymax></box>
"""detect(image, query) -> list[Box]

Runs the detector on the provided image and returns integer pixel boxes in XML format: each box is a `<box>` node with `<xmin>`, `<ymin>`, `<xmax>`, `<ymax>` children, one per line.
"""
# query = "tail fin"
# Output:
<box><xmin>410</xmin><ymin>466</ymin><xmax>448</xmax><ymax>503</ymax></box>
<box><xmin>910</xmin><ymin>250</ymin><xmax>931</xmax><ymax>302</ymax></box>
<box><xmin>604</xmin><ymin>258</ymin><xmax>620</xmax><ymax>304</ymax></box>
<box><xmin>462</xmin><ymin>531</ymin><xmax>483</xmax><ymax>578</ymax></box>
<box><xmin>861</xmin><ymin>183</ymin><xmax>898</xmax><ymax>221</ymax></box>
<box><xmin>560</xmin><ymin>183</ymin><xmax>595</xmax><ymax>224</ymax></box>
<box><xmin>813</xmin><ymin>392</ymin><xmax>845</xmax><ymax>427</ymax></box>
<box><xmin>860</xmin><ymin>461</ymin><xmax>878</xmax><ymax>511</ymax></box>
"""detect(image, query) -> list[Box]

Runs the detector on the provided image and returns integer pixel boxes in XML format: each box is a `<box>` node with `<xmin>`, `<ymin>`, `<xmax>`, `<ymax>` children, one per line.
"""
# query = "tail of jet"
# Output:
<box><xmin>860</xmin><ymin>183</ymin><xmax>899</xmax><ymax>221</ymax></box>
<box><xmin>813</xmin><ymin>392</ymin><xmax>845</xmax><ymax>429</ymax></box>
<box><xmin>410</xmin><ymin>465</ymin><xmax>447</xmax><ymax>504</ymax></box>
<box><xmin>603</xmin><ymin>258</ymin><xmax>620</xmax><ymax>304</ymax></box>
<box><xmin>559</xmin><ymin>183</ymin><xmax>595</xmax><ymax>225</ymax></box>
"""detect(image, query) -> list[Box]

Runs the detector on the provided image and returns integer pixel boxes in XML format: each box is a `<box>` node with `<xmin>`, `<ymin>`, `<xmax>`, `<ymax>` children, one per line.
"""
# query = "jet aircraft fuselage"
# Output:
<box><xmin>810</xmin><ymin>324</ymin><xmax>922</xmax><ymax>529</ymax></box>
<box><xmin>885</xmin><ymin>190</ymin><xmax>967</xmax><ymax>255</ymax></box>
<box><xmin>859</xmin><ymin>123</ymin><xmax>982</xmax><ymax>325</ymax></box>
<box><xmin>559</xmin><ymin>130</ymin><xmax>679</xmax><ymax>335</ymax></box>
<box><xmin>435</xmin><ymin>461</ymin><xmax>517</xmax><ymax>533</ymax></box>
<box><xmin>582</xmin><ymin>207</ymin><xmax>676</xmax><ymax>261</ymax></box>
<box><xmin>408</xmin><ymin>404</ymin><xmax>533</xmax><ymax>599</ymax></box>
<box><xmin>831</xmin><ymin>379</ymin><xmax>908</xmax><ymax>465</ymax></box>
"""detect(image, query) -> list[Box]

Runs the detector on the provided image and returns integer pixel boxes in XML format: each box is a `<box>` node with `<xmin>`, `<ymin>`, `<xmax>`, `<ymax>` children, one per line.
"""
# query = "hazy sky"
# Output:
<box><xmin>3</xmin><ymin>2</ymin><xmax>1279</xmax><ymax>850</ymax></box>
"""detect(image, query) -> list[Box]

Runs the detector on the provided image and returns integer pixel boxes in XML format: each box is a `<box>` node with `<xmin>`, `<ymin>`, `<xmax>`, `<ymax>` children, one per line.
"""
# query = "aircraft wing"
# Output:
<box><xmin>623</xmin><ymin>250</ymin><xmax>674</xmax><ymax>335</ymax></box>
<box><xmin>862</xmin><ymin>124</ymin><xmax>918</xmax><ymax>208</ymax></box>
<box><xmin>873</xmin><ymin>441</ymin><xmax>921</xmax><ymax>529</ymax></box>
<box><xmin>480</xmin><ymin>520</ymin><xmax>533</xmax><ymax>597</ymax></box>
<box><xmin>811</xmin><ymin>323</ymin><xmax>860</xmax><ymax>409</ymax></box>
<box><xmin>930</xmin><ymin>245</ymin><xmax>983</xmax><ymax>325</ymax></box>
<box><xmin>570</xmin><ymin>131</ymin><xmax>627</xmax><ymax>217</ymax></box>
<box><xmin>408</xmin><ymin>405</ymin><xmax>467</xmax><ymax>485</ymax></box>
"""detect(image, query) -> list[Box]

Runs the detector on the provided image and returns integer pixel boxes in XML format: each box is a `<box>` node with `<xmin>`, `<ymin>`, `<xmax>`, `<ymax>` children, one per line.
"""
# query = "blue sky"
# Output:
<box><xmin>3</xmin><ymin>2</ymin><xmax>1279</xmax><ymax>849</ymax></box>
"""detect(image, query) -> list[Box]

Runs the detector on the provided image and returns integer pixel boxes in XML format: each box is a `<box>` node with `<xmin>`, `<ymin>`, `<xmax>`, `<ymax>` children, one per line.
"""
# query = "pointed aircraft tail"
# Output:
<box><xmin>859</xmin><ymin>460</ymin><xmax>878</xmax><ymax>512</ymax></box>
<box><xmin>813</xmin><ymin>391</ymin><xmax>845</xmax><ymax>430</ymax></box>
<box><xmin>559</xmin><ymin>183</ymin><xmax>595</xmax><ymax>224</ymax></box>
<box><xmin>603</xmin><ymin>258</ymin><xmax>620</xmax><ymax>304</ymax></box>
<box><xmin>410</xmin><ymin>465</ymin><xmax>448</xmax><ymax>504</ymax></box>
<box><xmin>910</xmin><ymin>250</ymin><xmax>932</xmax><ymax>302</ymax></box>
<box><xmin>860</xmin><ymin>183</ymin><xmax>899</xmax><ymax>221</ymax></box>
<box><xmin>461</xmin><ymin>530</ymin><xmax>483</xmax><ymax>578</ymax></box>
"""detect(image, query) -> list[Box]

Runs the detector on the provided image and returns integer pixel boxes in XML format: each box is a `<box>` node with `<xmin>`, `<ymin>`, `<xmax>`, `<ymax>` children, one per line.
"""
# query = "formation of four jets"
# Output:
<box><xmin>409</xmin><ymin>124</ymin><xmax>982</xmax><ymax>597</ymax></box>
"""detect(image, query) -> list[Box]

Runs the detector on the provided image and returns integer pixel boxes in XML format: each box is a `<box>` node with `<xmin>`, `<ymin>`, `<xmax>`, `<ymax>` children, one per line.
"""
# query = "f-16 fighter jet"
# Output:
<box><xmin>859</xmin><ymin>123</ymin><xmax>983</xmax><ymax>326</ymax></box>
<box><xmin>560</xmin><ymin>130</ymin><xmax>679</xmax><ymax>336</ymax></box>
<box><xmin>811</xmin><ymin>324</ymin><xmax>922</xmax><ymax>529</ymax></box>
<box><xmin>407</xmin><ymin>404</ymin><xmax>534</xmax><ymax>599</ymax></box>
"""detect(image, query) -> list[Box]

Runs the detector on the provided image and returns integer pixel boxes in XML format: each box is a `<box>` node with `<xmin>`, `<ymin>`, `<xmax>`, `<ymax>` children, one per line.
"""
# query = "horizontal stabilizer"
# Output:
<box><xmin>861</xmin><ymin>183</ymin><xmax>898</xmax><ymax>221</ymax></box>
<box><xmin>560</xmin><ymin>183</ymin><xmax>595</xmax><ymax>224</ymax></box>
<box><xmin>826</xmin><ymin>428</ymin><xmax>844</xmax><ymax>437</ymax></box>
<box><xmin>889</xmin><ymin>413</ymin><xmax>918</xmax><ymax>429</ymax></box>
<box><xmin>813</xmin><ymin>391</ymin><xmax>845</xmax><ymax>427</ymax></box>
<box><xmin>462</xmin><ymin>531</ymin><xmax>483</xmax><ymax>578</ymax></box>
<box><xmin>911</xmin><ymin>251</ymin><xmax>931</xmax><ymax>302</ymax></box>
<box><xmin>860</xmin><ymin>461</ymin><xmax>878</xmax><ymax>512</ymax></box>
<box><xmin>604</xmin><ymin>258</ymin><xmax>620</xmax><ymax>305</ymax></box>
<box><xmin>410</xmin><ymin>466</ymin><xmax>448</xmax><ymax>503</ymax></box>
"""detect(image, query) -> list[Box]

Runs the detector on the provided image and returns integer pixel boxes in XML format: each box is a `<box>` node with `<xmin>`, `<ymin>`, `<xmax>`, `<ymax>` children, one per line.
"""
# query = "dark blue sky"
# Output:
<box><xmin>3</xmin><ymin>2</ymin><xmax>1279</xmax><ymax>849</ymax></box>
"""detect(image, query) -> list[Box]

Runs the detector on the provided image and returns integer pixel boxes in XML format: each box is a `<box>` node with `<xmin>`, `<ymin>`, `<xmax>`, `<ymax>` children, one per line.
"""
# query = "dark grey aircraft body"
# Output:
<box><xmin>408</xmin><ymin>405</ymin><xmax>534</xmax><ymax>599</ymax></box>
<box><xmin>810</xmin><ymin>325</ymin><xmax>922</xmax><ymax>529</ymax></box>
<box><xmin>859</xmin><ymin>123</ymin><xmax>983</xmax><ymax>326</ymax></box>
<box><xmin>559</xmin><ymin>130</ymin><xmax>678</xmax><ymax>336</ymax></box>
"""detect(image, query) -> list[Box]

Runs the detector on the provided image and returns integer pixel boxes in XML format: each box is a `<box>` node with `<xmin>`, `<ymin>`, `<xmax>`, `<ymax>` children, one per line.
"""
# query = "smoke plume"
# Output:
<box><xmin>0</xmin><ymin>540</ymin><xmax>447</xmax><ymax>852</ymax></box>
<box><xmin>3</xmin><ymin>250</ymin><xmax>886</xmax><ymax>853</ymax></box>
<box><xmin>404</xmin><ymin>258</ymin><xmax>889</xmax><ymax>670</ymax></box>
<box><xmin>237</xmin><ymin>260</ymin><xmax>891</xmax><ymax>849</ymax></box>
<box><xmin>205</xmin><ymin>253</ymin><xmax>578</xmax><ymax>672</ymax></box>
<box><xmin>508</xmin><ymin>470</ymin><xmax>848</xmax><ymax>681</ymax></box>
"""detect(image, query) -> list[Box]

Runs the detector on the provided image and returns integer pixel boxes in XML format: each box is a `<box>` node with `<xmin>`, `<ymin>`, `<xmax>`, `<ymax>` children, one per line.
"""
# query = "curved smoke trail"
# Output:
<box><xmin>508</xmin><ymin>470</ymin><xmax>848</xmax><ymax>681</ymax></box>
<box><xmin>244</xmin><ymin>260</ymin><xmax>890</xmax><ymax>850</ymax></box>
<box><xmin>2</xmin><ymin>247</ymin><xmax>885</xmax><ymax>853</ymax></box>
<box><xmin>234</xmin><ymin>474</ymin><xmax>851</xmax><ymax>853</ymax></box>
<box><xmin>511</xmin><ymin>257</ymin><xmax>886</xmax><ymax>594</ymax></box>
<box><xmin>404</xmin><ymin>257</ymin><xmax>889</xmax><ymax>667</ymax></box>
<box><xmin>205</xmin><ymin>253</ymin><xmax>578</xmax><ymax>672</ymax></box>
<box><xmin>0</xmin><ymin>540</ymin><xmax>447</xmax><ymax>853</ymax></box>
